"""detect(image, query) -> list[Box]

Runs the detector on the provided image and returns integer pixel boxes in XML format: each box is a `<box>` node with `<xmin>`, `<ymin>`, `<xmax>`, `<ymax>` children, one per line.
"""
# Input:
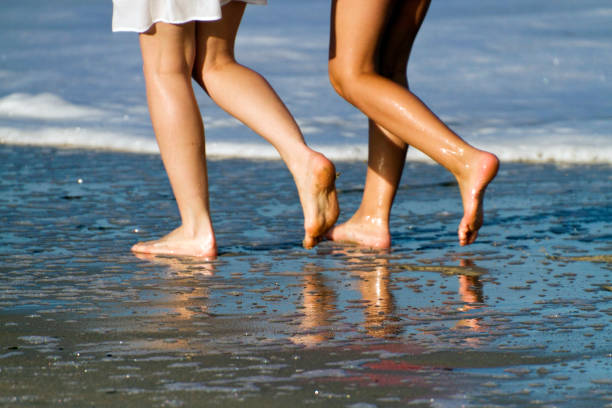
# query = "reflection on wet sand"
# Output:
<box><xmin>454</xmin><ymin>260</ymin><xmax>486</xmax><ymax>346</ymax></box>
<box><xmin>292</xmin><ymin>250</ymin><xmax>401</xmax><ymax>346</ymax></box>
<box><xmin>290</xmin><ymin>264</ymin><xmax>337</xmax><ymax>346</ymax></box>
<box><xmin>134</xmin><ymin>252</ymin><xmax>489</xmax><ymax>350</ymax></box>
<box><xmin>134</xmin><ymin>253</ymin><xmax>216</xmax><ymax>277</ymax></box>
<box><xmin>414</xmin><ymin>258</ymin><xmax>488</xmax><ymax>345</ymax></box>
<box><xmin>134</xmin><ymin>253</ymin><xmax>215</xmax><ymax>321</ymax></box>
<box><xmin>289</xmin><ymin>251</ymin><xmax>491</xmax><ymax>346</ymax></box>
<box><xmin>348</xmin><ymin>254</ymin><xmax>401</xmax><ymax>339</ymax></box>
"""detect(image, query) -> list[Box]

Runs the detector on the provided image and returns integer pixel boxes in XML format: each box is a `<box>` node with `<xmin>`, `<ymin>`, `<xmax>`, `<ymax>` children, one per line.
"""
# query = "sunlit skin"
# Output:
<box><xmin>326</xmin><ymin>0</ymin><xmax>499</xmax><ymax>248</ymax></box>
<box><xmin>133</xmin><ymin>2</ymin><xmax>339</xmax><ymax>257</ymax></box>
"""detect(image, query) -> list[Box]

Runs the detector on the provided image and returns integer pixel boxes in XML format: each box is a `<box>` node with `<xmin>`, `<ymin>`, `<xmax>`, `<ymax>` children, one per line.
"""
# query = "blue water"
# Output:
<box><xmin>1</xmin><ymin>0</ymin><xmax>611</xmax><ymax>162</ymax></box>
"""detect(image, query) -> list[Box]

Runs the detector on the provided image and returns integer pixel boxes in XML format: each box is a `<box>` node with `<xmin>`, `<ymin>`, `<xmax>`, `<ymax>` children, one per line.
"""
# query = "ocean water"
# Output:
<box><xmin>0</xmin><ymin>0</ymin><xmax>611</xmax><ymax>163</ymax></box>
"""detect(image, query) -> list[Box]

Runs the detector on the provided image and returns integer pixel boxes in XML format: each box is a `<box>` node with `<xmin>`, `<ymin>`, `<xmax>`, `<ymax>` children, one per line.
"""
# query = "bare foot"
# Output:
<box><xmin>131</xmin><ymin>225</ymin><xmax>217</xmax><ymax>258</ymax></box>
<box><xmin>456</xmin><ymin>151</ymin><xmax>499</xmax><ymax>246</ymax></box>
<box><xmin>326</xmin><ymin>214</ymin><xmax>391</xmax><ymax>249</ymax></box>
<box><xmin>296</xmin><ymin>152</ymin><xmax>340</xmax><ymax>249</ymax></box>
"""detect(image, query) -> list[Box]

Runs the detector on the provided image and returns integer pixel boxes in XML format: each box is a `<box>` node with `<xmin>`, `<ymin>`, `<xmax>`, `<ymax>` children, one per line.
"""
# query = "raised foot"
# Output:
<box><xmin>457</xmin><ymin>151</ymin><xmax>499</xmax><ymax>246</ymax></box>
<box><xmin>131</xmin><ymin>225</ymin><xmax>217</xmax><ymax>259</ymax></box>
<box><xmin>300</xmin><ymin>152</ymin><xmax>340</xmax><ymax>249</ymax></box>
<box><xmin>326</xmin><ymin>216</ymin><xmax>391</xmax><ymax>249</ymax></box>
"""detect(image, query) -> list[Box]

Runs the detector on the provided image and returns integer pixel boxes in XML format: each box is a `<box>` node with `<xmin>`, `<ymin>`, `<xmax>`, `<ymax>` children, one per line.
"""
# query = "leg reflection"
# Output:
<box><xmin>352</xmin><ymin>255</ymin><xmax>401</xmax><ymax>338</ymax></box>
<box><xmin>454</xmin><ymin>259</ymin><xmax>486</xmax><ymax>345</ymax></box>
<box><xmin>290</xmin><ymin>264</ymin><xmax>337</xmax><ymax>346</ymax></box>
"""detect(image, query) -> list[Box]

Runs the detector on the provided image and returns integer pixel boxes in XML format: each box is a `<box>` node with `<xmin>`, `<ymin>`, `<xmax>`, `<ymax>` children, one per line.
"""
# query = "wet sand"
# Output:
<box><xmin>1</xmin><ymin>145</ymin><xmax>610</xmax><ymax>407</ymax></box>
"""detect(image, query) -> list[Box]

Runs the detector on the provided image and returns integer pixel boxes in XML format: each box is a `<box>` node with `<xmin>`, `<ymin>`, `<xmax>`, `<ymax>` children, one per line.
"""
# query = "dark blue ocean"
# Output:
<box><xmin>0</xmin><ymin>0</ymin><xmax>611</xmax><ymax>162</ymax></box>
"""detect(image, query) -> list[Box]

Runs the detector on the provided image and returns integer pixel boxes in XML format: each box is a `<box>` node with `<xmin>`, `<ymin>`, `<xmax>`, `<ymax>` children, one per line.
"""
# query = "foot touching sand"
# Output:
<box><xmin>297</xmin><ymin>152</ymin><xmax>340</xmax><ymax>249</ymax></box>
<box><xmin>456</xmin><ymin>151</ymin><xmax>499</xmax><ymax>246</ymax></box>
<box><xmin>326</xmin><ymin>214</ymin><xmax>391</xmax><ymax>249</ymax></box>
<box><xmin>131</xmin><ymin>225</ymin><xmax>218</xmax><ymax>258</ymax></box>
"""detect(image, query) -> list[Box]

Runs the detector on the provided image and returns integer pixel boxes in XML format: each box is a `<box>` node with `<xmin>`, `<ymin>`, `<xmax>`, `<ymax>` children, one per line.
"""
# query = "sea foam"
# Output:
<box><xmin>0</xmin><ymin>92</ymin><xmax>610</xmax><ymax>163</ymax></box>
<box><xmin>2</xmin><ymin>123</ymin><xmax>611</xmax><ymax>164</ymax></box>
<box><xmin>0</xmin><ymin>93</ymin><xmax>105</xmax><ymax>121</ymax></box>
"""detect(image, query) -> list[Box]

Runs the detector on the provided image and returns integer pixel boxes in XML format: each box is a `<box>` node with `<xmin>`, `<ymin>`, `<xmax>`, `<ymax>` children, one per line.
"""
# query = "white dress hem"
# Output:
<box><xmin>112</xmin><ymin>0</ymin><xmax>267</xmax><ymax>33</ymax></box>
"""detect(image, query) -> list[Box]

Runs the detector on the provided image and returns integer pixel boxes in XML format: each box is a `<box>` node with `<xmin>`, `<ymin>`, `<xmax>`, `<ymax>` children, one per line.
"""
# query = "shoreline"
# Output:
<box><xmin>2</xmin><ymin>142</ymin><xmax>612</xmax><ymax>166</ymax></box>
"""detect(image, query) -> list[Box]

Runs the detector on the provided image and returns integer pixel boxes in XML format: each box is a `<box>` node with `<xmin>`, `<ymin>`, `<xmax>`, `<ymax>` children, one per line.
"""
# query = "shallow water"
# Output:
<box><xmin>1</xmin><ymin>145</ymin><xmax>610</xmax><ymax>407</ymax></box>
<box><xmin>1</xmin><ymin>0</ymin><xmax>611</xmax><ymax>162</ymax></box>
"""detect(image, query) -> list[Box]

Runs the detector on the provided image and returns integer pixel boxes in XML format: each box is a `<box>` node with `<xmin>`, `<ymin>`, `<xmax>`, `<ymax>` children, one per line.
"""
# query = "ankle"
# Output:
<box><xmin>454</xmin><ymin>149</ymin><xmax>499</xmax><ymax>182</ymax></box>
<box><xmin>448</xmin><ymin>148</ymin><xmax>480</xmax><ymax>180</ymax></box>
<box><xmin>351</xmin><ymin>209</ymin><xmax>389</xmax><ymax>231</ymax></box>
<box><xmin>179</xmin><ymin>221</ymin><xmax>214</xmax><ymax>240</ymax></box>
<box><xmin>279</xmin><ymin>144</ymin><xmax>313</xmax><ymax>175</ymax></box>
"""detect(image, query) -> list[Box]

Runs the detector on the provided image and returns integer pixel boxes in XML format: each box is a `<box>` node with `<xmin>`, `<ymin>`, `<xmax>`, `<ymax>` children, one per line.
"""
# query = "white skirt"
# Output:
<box><xmin>112</xmin><ymin>0</ymin><xmax>267</xmax><ymax>33</ymax></box>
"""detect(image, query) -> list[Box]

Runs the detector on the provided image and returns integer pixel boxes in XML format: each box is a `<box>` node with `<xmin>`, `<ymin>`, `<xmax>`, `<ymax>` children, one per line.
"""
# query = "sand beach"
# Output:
<box><xmin>0</xmin><ymin>145</ymin><xmax>610</xmax><ymax>407</ymax></box>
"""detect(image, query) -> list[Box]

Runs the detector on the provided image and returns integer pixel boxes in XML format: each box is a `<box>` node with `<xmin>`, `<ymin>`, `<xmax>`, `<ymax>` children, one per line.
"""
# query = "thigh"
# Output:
<box><xmin>139</xmin><ymin>22</ymin><xmax>197</xmax><ymax>74</ymax></box>
<box><xmin>329</xmin><ymin>0</ymin><xmax>394</xmax><ymax>74</ymax></box>
<box><xmin>194</xmin><ymin>1</ymin><xmax>246</xmax><ymax>69</ymax></box>
<box><xmin>377</xmin><ymin>0</ymin><xmax>431</xmax><ymax>82</ymax></box>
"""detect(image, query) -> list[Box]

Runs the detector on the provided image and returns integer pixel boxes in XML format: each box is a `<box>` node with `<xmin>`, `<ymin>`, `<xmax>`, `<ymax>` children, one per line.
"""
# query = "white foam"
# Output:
<box><xmin>1</xmin><ymin>124</ymin><xmax>611</xmax><ymax>164</ymax></box>
<box><xmin>0</xmin><ymin>93</ymin><xmax>106</xmax><ymax>121</ymax></box>
<box><xmin>0</xmin><ymin>126</ymin><xmax>159</xmax><ymax>153</ymax></box>
<box><xmin>470</xmin><ymin>122</ymin><xmax>612</xmax><ymax>164</ymax></box>
<box><xmin>0</xmin><ymin>124</ymin><xmax>369</xmax><ymax>160</ymax></box>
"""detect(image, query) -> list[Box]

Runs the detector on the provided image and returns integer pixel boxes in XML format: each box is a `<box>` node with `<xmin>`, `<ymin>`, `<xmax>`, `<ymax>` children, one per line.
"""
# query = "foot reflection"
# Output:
<box><xmin>133</xmin><ymin>253</ymin><xmax>214</xmax><ymax>320</ymax></box>
<box><xmin>454</xmin><ymin>259</ymin><xmax>486</xmax><ymax>345</ymax></box>
<box><xmin>133</xmin><ymin>253</ymin><xmax>216</xmax><ymax>277</ymax></box>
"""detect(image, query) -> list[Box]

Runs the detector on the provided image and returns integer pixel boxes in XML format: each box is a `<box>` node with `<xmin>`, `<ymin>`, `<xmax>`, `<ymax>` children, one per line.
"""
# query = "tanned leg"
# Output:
<box><xmin>328</xmin><ymin>0</ymin><xmax>427</xmax><ymax>248</ymax></box>
<box><xmin>192</xmin><ymin>2</ymin><xmax>339</xmax><ymax>248</ymax></box>
<box><xmin>328</xmin><ymin>0</ymin><xmax>498</xmax><ymax>247</ymax></box>
<box><xmin>134</xmin><ymin>22</ymin><xmax>217</xmax><ymax>258</ymax></box>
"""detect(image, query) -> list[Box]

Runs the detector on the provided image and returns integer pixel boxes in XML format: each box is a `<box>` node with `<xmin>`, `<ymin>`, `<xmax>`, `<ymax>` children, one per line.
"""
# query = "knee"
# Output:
<box><xmin>328</xmin><ymin>61</ymin><xmax>364</xmax><ymax>104</ymax></box>
<box><xmin>194</xmin><ymin>51</ymin><xmax>237</xmax><ymax>87</ymax></box>
<box><xmin>143</xmin><ymin>56</ymin><xmax>193</xmax><ymax>83</ymax></box>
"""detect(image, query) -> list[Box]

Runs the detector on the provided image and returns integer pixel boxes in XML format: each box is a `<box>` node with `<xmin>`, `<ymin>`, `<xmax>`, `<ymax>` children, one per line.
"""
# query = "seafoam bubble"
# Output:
<box><xmin>0</xmin><ymin>93</ymin><xmax>105</xmax><ymax>120</ymax></box>
<box><xmin>0</xmin><ymin>126</ymin><xmax>159</xmax><ymax>154</ymax></box>
<box><xmin>18</xmin><ymin>336</ymin><xmax>59</xmax><ymax>345</ymax></box>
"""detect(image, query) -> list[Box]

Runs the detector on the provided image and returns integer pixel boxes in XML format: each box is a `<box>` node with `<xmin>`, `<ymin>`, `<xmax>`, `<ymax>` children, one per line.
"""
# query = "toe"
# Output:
<box><xmin>303</xmin><ymin>235</ymin><xmax>316</xmax><ymax>249</ymax></box>
<box><xmin>458</xmin><ymin>226</ymin><xmax>467</xmax><ymax>246</ymax></box>
<box><xmin>131</xmin><ymin>242</ymin><xmax>144</xmax><ymax>253</ymax></box>
<box><xmin>467</xmin><ymin>230</ymin><xmax>479</xmax><ymax>245</ymax></box>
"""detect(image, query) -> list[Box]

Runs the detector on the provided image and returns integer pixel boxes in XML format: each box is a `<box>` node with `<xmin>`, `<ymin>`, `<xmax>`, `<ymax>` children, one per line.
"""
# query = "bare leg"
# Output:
<box><xmin>192</xmin><ymin>2</ymin><xmax>339</xmax><ymax>248</ymax></box>
<box><xmin>328</xmin><ymin>0</ymin><xmax>499</xmax><ymax>247</ymax></box>
<box><xmin>328</xmin><ymin>122</ymin><xmax>406</xmax><ymax>248</ymax></box>
<box><xmin>133</xmin><ymin>22</ymin><xmax>217</xmax><ymax>258</ymax></box>
<box><xmin>328</xmin><ymin>1</ymin><xmax>423</xmax><ymax>248</ymax></box>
